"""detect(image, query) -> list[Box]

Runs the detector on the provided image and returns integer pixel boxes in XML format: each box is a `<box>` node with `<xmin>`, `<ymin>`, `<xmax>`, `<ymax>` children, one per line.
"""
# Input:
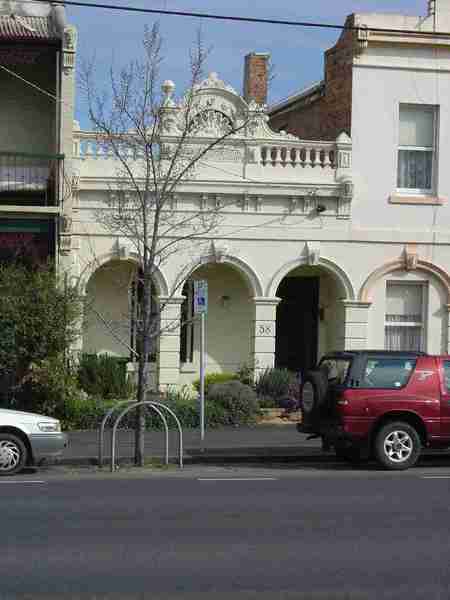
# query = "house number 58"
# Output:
<box><xmin>258</xmin><ymin>324</ymin><xmax>272</xmax><ymax>336</ymax></box>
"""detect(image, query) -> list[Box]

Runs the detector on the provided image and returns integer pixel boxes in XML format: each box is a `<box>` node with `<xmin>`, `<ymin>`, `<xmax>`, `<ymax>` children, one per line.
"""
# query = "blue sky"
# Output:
<box><xmin>67</xmin><ymin>0</ymin><xmax>426</xmax><ymax>127</ymax></box>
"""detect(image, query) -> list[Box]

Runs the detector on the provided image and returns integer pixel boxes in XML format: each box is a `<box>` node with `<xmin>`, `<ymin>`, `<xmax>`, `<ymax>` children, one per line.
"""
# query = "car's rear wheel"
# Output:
<box><xmin>374</xmin><ymin>422</ymin><xmax>421</xmax><ymax>471</ymax></box>
<box><xmin>0</xmin><ymin>434</ymin><xmax>27</xmax><ymax>476</ymax></box>
<box><xmin>300</xmin><ymin>369</ymin><xmax>329</xmax><ymax>431</ymax></box>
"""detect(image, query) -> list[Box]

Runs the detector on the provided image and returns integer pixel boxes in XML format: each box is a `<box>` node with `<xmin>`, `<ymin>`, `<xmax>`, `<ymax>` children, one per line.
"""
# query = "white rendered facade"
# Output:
<box><xmin>68</xmin><ymin>1</ymin><xmax>450</xmax><ymax>388</ymax></box>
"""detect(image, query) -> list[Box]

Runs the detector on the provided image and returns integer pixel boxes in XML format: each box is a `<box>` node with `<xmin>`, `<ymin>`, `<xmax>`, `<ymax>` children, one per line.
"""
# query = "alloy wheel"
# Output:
<box><xmin>383</xmin><ymin>430</ymin><xmax>413</xmax><ymax>464</ymax></box>
<box><xmin>0</xmin><ymin>439</ymin><xmax>22</xmax><ymax>472</ymax></box>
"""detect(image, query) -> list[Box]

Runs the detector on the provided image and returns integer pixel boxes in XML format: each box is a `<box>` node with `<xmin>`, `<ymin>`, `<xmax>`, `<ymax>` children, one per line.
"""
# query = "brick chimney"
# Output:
<box><xmin>243</xmin><ymin>52</ymin><xmax>270</xmax><ymax>106</ymax></box>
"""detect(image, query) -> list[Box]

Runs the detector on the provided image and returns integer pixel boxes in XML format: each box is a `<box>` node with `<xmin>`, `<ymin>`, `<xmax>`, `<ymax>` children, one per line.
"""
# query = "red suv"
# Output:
<box><xmin>298</xmin><ymin>351</ymin><xmax>450</xmax><ymax>470</ymax></box>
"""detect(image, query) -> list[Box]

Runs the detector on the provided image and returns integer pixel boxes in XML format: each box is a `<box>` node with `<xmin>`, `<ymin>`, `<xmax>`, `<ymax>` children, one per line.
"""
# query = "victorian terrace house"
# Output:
<box><xmin>0</xmin><ymin>1</ymin><xmax>76</xmax><ymax>265</ymax></box>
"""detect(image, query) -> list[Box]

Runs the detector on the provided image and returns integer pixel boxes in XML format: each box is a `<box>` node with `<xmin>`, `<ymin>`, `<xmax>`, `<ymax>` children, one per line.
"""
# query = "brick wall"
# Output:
<box><xmin>269</xmin><ymin>15</ymin><xmax>355</xmax><ymax>141</ymax></box>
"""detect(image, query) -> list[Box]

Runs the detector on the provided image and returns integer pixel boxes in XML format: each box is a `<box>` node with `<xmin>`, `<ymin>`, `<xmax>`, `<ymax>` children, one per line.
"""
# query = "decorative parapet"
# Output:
<box><xmin>73</xmin><ymin>72</ymin><xmax>353</xmax><ymax>218</ymax></box>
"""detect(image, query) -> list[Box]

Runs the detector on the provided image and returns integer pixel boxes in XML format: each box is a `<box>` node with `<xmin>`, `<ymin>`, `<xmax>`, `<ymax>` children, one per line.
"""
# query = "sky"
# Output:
<box><xmin>66</xmin><ymin>0</ymin><xmax>426</xmax><ymax>127</ymax></box>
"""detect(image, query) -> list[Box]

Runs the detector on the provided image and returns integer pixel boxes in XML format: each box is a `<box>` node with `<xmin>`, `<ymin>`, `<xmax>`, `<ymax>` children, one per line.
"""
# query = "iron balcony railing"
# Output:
<box><xmin>0</xmin><ymin>151</ymin><xmax>65</xmax><ymax>207</ymax></box>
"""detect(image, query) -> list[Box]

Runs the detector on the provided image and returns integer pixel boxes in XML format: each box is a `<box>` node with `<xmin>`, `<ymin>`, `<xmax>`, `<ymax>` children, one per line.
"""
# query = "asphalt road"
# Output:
<box><xmin>2</xmin><ymin>460</ymin><xmax>450</xmax><ymax>600</ymax></box>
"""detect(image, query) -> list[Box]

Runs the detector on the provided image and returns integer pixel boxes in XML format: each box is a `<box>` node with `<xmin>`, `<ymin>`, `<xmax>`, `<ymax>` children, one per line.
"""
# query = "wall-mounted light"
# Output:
<box><xmin>220</xmin><ymin>294</ymin><xmax>231</xmax><ymax>308</ymax></box>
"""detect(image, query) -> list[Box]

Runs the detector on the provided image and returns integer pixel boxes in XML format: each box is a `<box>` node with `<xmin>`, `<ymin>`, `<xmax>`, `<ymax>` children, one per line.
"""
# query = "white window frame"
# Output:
<box><xmin>397</xmin><ymin>104</ymin><xmax>438</xmax><ymax>196</ymax></box>
<box><xmin>384</xmin><ymin>281</ymin><xmax>428</xmax><ymax>352</ymax></box>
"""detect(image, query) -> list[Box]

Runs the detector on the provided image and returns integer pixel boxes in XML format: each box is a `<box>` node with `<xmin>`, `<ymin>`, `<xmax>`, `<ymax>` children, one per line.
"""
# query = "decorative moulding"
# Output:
<box><xmin>403</xmin><ymin>243</ymin><xmax>418</xmax><ymax>271</ymax></box>
<box><xmin>303</xmin><ymin>241</ymin><xmax>321</xmax><ymax>266</ymax></box>
<box><xmin>114</xmin><ymin>238</ymin><xmax>137</xmax><ymax>260</ymax></box>
<box><xmin>208</xmin><ymin>240</ymin><xmax>229</xmax><ymax>263</ymax></box>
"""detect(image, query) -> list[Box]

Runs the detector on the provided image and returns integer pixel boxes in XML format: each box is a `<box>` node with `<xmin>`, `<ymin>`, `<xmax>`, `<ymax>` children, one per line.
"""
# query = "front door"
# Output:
<box><xmin>275</xmin><ymin>276</ymin><xmax>319</xmax><ymax>377</ymax></box>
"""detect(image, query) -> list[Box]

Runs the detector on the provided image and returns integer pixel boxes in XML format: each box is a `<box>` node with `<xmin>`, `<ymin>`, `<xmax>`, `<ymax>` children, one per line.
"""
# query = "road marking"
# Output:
<box><xmin>0</xmin><ymin>480</ymin><xmax>46</xmax><ymax>484</ymax></box>
<box><xmin>421</xmin><ymin>476</ymin><xmax>450</xmax><ymax>479</ymax></box>
<box><xmin>198</xmin><ymin>478</ymin><xmax>278</xmax><ymax>481</ymax></box>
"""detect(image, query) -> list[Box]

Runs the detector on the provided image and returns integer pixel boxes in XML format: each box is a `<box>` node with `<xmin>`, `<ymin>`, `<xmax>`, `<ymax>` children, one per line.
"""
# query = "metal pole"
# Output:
<box><xmin>98</xmin><ymin>399</ymin><xmax>135</xmax><ymax>468</ymax></box>
<box><xmin>200</xmin><ymin>311</ymin><xmax>205</xmax><ymax>444</ymax></box>
<box><xmin>151</xmin><ymin>402</ymin><xmax>184</xmax><ymax>468</ymax></box>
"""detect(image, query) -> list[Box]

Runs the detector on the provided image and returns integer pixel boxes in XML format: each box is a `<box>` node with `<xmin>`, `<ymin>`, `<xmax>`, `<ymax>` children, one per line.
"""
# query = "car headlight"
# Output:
<box><xmin>37</xmin><ymin>421</ymin><xmax>61</xmax><ymax>433</ymax></box>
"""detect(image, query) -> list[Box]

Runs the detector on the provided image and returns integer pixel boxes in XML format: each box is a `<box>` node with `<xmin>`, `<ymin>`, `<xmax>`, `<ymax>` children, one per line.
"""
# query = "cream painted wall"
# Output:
<box><xmin>352</xmin><ymin>45</ymin><xmax>450</xmax><ymax>232</ymax></box>
<box><xmin>188</xmin><ymin>264</ymin><xmax>253</xmax><ymax>375</ymax></box>
<box><xmin>83</xmin><ymin>260</ymin><xmax>136</xmax><ymax>357</ymax></box>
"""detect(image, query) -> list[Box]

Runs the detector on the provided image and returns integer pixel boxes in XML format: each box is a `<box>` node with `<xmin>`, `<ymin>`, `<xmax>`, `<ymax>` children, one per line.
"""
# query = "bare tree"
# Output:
<box><xmin>79</xmin><ymin>24</ymin><xmax>252</xmax><ymax>465</ymax></box>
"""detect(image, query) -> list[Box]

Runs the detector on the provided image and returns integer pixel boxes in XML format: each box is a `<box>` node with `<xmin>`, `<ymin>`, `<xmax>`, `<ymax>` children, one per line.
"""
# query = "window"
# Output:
<box><xmin>397</xmin><ymin>104</ymin><xmax>437</xmax><ymax>193</ymax></box>
<box><xmin>384</xmin><ymin>283</ymin><xmax>426</xmax><ymax>352</ymax></box>
<box><xmin>180</xmin><ymin>281</ymin><xmax>194</xmax><ymax>363</ymax></box>
<box><xmin>443</xmin><ymin>361</ymin><xmax>450</xmax><ymax>392</ymax></box>
<box><xmin>319</xmin><ymin>358</ymin><xmax>351</xmax><ymax>385</ymax></box>
<box><xmin>130</xmin><ymin>272</ymin><xmax>158</xmax><ymax>362</ymax></box>
<box><xmin>361</xmin><ymin>358</ymin><xmax>416</xmax><ymax>389</ymax></box>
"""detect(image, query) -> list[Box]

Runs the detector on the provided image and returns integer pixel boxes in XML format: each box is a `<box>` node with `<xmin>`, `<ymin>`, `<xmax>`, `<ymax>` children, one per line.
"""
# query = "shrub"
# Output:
<box><xmin>255</xmin><ymin>368</ymin><xmax>300</xmax><ymax>409</ymax></box>
<box><xmin>192</xmin><ymin>372</ymin><xmax>237</xmax><ymax>396</ymax></box>
<box><xmin>62</xmin><ymin>394</ymin><xmax>117</xmax><ymax>431</ymax></box>
<box><xmin>257</xmin><ymin>395</ymin><xmax>278</xmax><ymax>409</ymax></box>
<box><xmin>77</xmin><ymin>353</ymin><xmax>134</xmax><ymax>400</ymax></box>
<box><xmin>207</xmin><ymin>381</ymin><xmax>259</xmax><ymax>426</ymax></box>
<box><xmin>235</xmin><ymin>362</ymin><xmax>256</xmax><ymax>387</ymax></box>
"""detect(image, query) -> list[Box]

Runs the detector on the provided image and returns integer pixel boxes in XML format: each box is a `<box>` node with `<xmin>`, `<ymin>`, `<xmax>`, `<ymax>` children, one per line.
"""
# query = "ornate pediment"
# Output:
<box><xmin>188</xmin><ymin>109</ymin><xmax>234</xmax><ymax>136</ymax></box>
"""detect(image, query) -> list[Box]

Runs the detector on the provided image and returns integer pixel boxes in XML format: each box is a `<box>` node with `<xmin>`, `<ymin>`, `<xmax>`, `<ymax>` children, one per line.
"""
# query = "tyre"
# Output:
<box><xmin>300</xmin><ymin>369</ymin><xmax>329</xmax><ymax>431</ymax></box>
<box><xmin>374</xmin><ymin>422</ymin><xmax>421</xmax><ymax>471</ymax></box>
<box><xmin>0</xmin><ymin>434</ymin><xmax>27</xmax><ymax>476</ymax></box>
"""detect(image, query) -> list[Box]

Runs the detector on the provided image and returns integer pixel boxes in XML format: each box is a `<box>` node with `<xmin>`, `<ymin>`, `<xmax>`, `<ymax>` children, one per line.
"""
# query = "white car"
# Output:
<box><xmin>0</xmin><ymin>409</ymin><xmax>68</xmax><ymax>475</ymax></box>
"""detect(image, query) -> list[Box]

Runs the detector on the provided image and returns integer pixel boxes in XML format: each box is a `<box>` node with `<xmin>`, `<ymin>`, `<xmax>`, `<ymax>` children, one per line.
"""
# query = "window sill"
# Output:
<box><xmin>389</xmin><ymin>194</ymin><xmax>446</xmax><ymax>206</ymax></box>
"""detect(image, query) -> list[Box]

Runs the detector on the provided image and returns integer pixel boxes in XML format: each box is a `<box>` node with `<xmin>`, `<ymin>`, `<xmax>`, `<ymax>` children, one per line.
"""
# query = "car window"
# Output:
<box><xmin>319</xmin><ymin>359</ymin><xmax>351</xmax><ymax>384</ymax></box>
<box><xmin>443</xmin><ymin>361</ymin><xmax>450</xmax><ymax>392</ymax></box>
<box><xmin>361</xmin><ymin>358</ymin><xmax>416</xmax><ymax>389</ymax></box>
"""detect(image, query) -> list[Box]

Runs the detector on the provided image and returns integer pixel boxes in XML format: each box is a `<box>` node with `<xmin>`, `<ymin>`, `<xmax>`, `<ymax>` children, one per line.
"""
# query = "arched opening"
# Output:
<box><xmin>83</xmin><ymin>260</ymin><xmax>159</xmax><ymax>360</ymax></box>
<box><xmin>179</xmin><ymin>263</ymin><xmax>253</xmax><ymax>377</ymax></box>
<box><xmin>275</xmin><ymin>265</ymin><xmax>347</xmax><ymax>376</ymax></box>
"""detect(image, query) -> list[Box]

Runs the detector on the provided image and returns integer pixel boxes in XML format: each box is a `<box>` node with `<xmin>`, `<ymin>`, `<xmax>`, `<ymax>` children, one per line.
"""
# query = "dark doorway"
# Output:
<box><xmin>275</xmin><ymin>276</ymin><xmax>319</xmax><ymax>376</ymax></box>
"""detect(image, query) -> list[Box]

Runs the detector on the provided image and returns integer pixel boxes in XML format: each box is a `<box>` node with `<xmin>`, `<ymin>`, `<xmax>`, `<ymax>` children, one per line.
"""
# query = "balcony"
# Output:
<box><xmin>0</xmin><ymin>152</ymin><xmax>64</xmax><ymax>210</ymax></box>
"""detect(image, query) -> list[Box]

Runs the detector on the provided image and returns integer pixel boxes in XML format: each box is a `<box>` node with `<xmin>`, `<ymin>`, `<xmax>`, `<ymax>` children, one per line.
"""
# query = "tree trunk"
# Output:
<box><xmin>134</xmin><ymin>268</ymin><xmax>153</xmax><ymax>466</ymax></box>
<box><xmin>134</xmin><ymin>356</ymin><xmax>147</xmax><ymax>466</ymax></box>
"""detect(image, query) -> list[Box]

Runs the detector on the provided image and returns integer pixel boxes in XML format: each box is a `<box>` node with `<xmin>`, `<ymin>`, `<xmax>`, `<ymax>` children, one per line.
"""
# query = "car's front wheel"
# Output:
<box><xmin>0</xmin><ymin>434</ymin><xmax>27</xmax><ymax>475</ymax></box>
<box><xmin>374</xmin><ymin>422</ymin><xmax>421</xmax><ymax>470</ymax></box>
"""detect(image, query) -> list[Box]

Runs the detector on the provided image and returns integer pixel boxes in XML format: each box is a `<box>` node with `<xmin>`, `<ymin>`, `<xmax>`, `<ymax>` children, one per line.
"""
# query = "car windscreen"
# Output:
<box><xmin>319</xmin><ymin>358</ymin><xmax>351</xmax><ymax>385</ymax></box>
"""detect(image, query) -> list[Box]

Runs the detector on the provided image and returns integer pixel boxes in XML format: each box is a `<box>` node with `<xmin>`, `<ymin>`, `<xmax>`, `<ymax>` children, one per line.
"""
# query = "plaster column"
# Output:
<box><xmin>157</xmin><ymin>296</ymin><xmax>185</xmax><ymax>389</ymax></box>
<box><xmin>340</xmin><ymin>301</ymin><xmax>371</xmax><ymax>350</ymax></box>
<box><xmin>252</xmin><ymin>297</ymin><xmax>281</xmax><ymax>376</ymax></box>
<box><xmin>58</xmin><ymin>26</ymin><xmax>78</xmax><ymax>274</ymax></box>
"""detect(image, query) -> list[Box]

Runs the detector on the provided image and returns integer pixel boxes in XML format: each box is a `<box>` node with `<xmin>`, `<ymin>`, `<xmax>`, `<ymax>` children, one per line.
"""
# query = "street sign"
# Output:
<box><xmin>193</xmin><ymin>280</ymin><xmax>208</xmax><ymax>314</ymax></box>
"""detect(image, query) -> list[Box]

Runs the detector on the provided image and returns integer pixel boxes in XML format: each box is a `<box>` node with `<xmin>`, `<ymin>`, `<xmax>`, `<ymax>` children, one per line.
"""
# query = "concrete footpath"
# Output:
<box><xmin>56</xmin><ymin>424</ymin><xmax>326</xmax><ymax>466</ymax></box>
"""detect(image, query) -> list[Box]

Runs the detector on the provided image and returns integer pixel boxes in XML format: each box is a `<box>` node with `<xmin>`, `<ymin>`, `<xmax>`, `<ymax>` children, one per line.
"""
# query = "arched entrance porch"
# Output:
<box><xmin>272</xmin><ymin>261</ymin><xmax>353</xmax><ymax>377</ymax></box>
<box><xmin>178</xmin><ymin>262</ymin><xmax>254</xmax><ymax>380</ymax></box>
<box><xmin>82</xmin><ymin>259</ymin><xmax>159</xmax><ymax>360</ymax></box>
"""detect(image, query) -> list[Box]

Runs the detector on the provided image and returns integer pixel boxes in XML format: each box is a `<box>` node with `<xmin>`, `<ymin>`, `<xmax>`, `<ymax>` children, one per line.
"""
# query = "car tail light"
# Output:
<box><xmin>337</xmin><ymin>399</ymin><xmax>349</xmax><ymax>406</ymax></box>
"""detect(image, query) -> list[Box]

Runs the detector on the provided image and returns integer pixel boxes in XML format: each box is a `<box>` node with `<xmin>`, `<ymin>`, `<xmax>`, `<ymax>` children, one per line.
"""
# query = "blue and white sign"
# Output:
<box><xmin>194</xmin><ymin>280</ymin><xmax>208</xmax><ymax>314</ymax></box>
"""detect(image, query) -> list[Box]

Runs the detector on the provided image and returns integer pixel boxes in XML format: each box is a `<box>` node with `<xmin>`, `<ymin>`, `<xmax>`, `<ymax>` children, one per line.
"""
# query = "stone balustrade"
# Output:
<box><xmin>259</xmin><ymin>142</ymin><xmax>336</xmax><ymax>169</ymax></box>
